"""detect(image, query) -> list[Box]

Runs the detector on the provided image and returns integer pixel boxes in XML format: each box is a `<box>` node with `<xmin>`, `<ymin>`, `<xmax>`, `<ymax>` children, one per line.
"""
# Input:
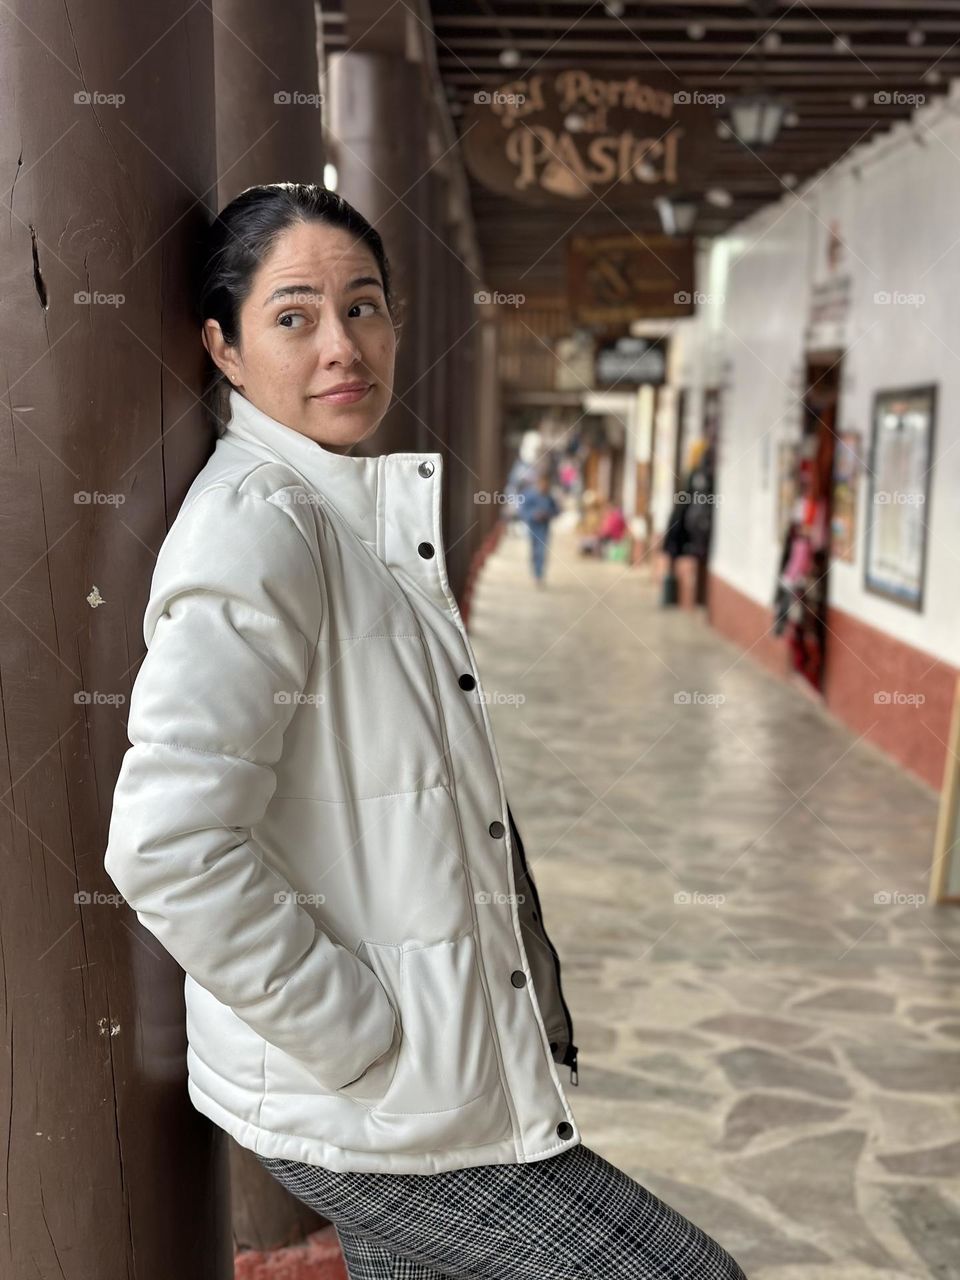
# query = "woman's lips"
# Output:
<box><xmin>313</xmin><ymin>383</ymin><xmax>372</xmax><ymax>405</ymax></box>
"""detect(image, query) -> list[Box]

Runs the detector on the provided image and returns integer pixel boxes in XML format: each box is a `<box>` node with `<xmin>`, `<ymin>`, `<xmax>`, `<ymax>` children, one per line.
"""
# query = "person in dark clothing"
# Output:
<box><xmin>663</xmin><ymin>440</ymin><xmax>715</xmax><ymax>604</ymax></box>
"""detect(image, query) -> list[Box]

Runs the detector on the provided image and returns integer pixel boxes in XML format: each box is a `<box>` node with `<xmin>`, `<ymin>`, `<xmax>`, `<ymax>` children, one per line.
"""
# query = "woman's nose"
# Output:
<box><xmin>318</xmin><ymin>318</ymin><xmax>362</xmax><ymax>366</ymax></box>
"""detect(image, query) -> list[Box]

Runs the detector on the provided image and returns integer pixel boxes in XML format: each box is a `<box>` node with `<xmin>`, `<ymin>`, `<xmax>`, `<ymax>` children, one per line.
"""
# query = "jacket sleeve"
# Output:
<box><xmin>104</xmin><ymin>483</ymin><xmax>397</xmax><ymax>1090</ymax></box>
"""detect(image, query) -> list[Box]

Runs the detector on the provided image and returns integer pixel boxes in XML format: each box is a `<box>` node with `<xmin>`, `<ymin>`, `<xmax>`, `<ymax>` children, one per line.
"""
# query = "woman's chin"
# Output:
<box><xmin>306</xmin><ymin>400</ymin><xmax>386</xmax><ymax>452</ymax></box>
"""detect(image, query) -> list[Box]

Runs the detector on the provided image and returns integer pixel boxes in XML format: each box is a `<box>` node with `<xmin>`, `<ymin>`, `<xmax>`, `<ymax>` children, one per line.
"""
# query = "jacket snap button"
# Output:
<box><xmin>556</xmin><ymin>1121</ymin><xmax>574</xmax><ymax>1140</ymax></box>
<box><xmin>418</xmin><ymin>541</ymin><xmax>435</xmax><ymax>559</ymax></box>
<box><xmin>488</xmin><ymin>820</ymin><xmax>505</xmax><ymax>838</ymax></box>
<box><xmin>418</xmin><ymin>460</ymin><xmax>435</xmax><ymax>478</ymax></box>
<box><xmin>510</xmin><ymin>970</ymin><xmax>527</xmax><ymax>987</ymax></box>
<box><xmin>458</xmin><ymin>673</ymin><xmax>476</xmax><ymax>691</ymax></box>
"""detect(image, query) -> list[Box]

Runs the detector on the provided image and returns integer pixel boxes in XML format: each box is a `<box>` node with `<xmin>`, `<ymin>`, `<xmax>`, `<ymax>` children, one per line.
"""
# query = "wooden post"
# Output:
<box><xmin>0</xmin><ymin>0</ymin><xmax>334</xmax><ymax>1271</ymax></box>
<box><xmin>0</xmin><ymin>2</ymin><xmax>231</xmax><ymax>1276</ymax></box>
<box><xmin>213</xmin><ymin>0</ymin><xmax>326</xmax><ymax>208</ymax></box>
<box><xmin>329</xmin><ymin>8</ymin><xmax>502</xmax><ymax>601</ymax></box>
<box><xmin>213</xmin><ymin>0</ymin><xmax>331</xmax><ymax>1252</ymax></box>
<box><xmin>328</xmin><ymin>48</ymin><xmax>430</xmax><ymax>461</ymax></box>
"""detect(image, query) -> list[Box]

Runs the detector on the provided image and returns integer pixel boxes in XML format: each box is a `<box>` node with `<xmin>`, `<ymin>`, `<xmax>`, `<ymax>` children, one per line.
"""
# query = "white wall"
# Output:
<box><xmin>670</xmin><ymin>83</ymin><xmax>960</xmax><ymax>668</ymax></box>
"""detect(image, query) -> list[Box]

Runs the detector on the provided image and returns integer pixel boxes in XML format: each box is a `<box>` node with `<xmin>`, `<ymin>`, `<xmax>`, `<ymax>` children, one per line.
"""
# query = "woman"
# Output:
<box><xmin>104</xmin><ymin>183</ymin><xmax>746</xmax><ymax>1280</ymax></box>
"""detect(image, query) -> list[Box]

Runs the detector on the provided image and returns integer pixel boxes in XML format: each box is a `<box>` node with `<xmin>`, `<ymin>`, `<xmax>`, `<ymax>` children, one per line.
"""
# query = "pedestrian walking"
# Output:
<box><xmin>518</xmin><ymin>471</ymin><xmax>561</xmax><ymax>587</ymax></box>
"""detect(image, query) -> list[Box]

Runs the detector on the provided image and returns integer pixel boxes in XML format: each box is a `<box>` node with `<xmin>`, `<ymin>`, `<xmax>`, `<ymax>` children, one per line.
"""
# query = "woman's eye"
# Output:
<box><xmin>278</xmin><ymin>312</ymin><xmax>308</xmax><ymax>329</ymax></box>
<box><xmin>349</xmin><ymin>300</ymin><xmax>380</xmax><ymax>318</ymax></box>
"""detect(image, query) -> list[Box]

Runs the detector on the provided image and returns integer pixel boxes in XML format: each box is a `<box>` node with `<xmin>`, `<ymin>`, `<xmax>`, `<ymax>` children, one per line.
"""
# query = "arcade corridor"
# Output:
<box><xmin>471</xmin><ymin>523</ymin><xmax>960</xmax><ymax>1280</ymax></box>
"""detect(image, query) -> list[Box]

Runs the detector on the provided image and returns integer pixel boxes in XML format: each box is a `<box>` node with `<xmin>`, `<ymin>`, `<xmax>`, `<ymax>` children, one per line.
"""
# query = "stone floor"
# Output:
<box><xmin>468</xmin><ymin>516</ymin><xmax>960</xmax><ymax>1280</ymax></box>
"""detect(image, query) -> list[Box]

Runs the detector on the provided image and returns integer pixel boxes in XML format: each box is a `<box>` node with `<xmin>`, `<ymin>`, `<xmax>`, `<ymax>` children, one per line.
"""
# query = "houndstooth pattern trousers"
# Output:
<box><xmin>255</xmin><ymin>1141</ymin><xmax>748</xmax><ymax>1279</ymax></box>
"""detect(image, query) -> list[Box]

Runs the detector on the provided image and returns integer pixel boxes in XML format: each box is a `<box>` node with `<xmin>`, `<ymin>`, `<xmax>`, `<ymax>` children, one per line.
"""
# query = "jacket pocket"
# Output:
<box><xmin>336</xmin><ymin>940</ymin><xmax>404</xmax><ymax>1108</ymax></box>
<box><xmin>347</xmin><ymin>932</ymin><xmax>502</xmax><ymax>1116</ymax></box>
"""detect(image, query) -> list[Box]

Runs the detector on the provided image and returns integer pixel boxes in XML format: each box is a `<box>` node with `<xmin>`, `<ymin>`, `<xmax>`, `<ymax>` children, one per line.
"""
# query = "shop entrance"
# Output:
<box><xmin>774</xmin><ymin>351</ymin><xmax>843</xmax><ymax>693</ymax></box>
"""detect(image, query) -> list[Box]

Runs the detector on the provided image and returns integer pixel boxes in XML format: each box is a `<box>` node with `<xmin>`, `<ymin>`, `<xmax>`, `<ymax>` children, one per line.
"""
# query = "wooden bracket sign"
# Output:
<box><xmin>462</xmin><ymin>68</ymin><xmax>720</xmax><ymax>208</ymax></box>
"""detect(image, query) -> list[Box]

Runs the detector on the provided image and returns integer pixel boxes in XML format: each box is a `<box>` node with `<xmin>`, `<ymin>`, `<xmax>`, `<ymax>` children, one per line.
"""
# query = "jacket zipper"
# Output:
<box><xmin>506</xmin><ymin>804</ymin><xmax>579</xmax><ymax>1086</ymax></box>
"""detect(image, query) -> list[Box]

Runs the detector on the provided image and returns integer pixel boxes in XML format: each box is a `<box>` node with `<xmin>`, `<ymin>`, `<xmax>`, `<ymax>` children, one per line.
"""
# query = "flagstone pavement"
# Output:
<box><xmin>468</xmin><ymin>517</ymin><xmax>960</xmax><ymax>1280</ymax></box>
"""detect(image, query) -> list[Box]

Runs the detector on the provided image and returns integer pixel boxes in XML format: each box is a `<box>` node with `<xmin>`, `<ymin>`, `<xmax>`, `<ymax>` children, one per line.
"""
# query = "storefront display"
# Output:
<box><xmin>771</xmin><ymin>360</ymin><xmax>841</xmax><ymax>692</ymax></box>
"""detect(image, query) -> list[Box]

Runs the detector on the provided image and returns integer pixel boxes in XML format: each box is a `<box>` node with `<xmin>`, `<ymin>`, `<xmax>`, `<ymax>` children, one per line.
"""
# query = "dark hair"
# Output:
<box><xmin>196</xmin><ymin>183</ymin><xmax>400</xmax><ymax>431</ymax></box>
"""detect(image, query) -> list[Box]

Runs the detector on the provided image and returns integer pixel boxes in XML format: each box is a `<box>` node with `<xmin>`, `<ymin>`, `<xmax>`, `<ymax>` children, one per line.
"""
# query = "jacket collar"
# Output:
<box><xmin>223</xmin><ymin>388</ymin><xmax>392</xmax><ymax>545</ymax></box>
<box><xmin>220</xmin><ymin>390</ymin><xmax>452</xmax><ymax>607</ymax></box>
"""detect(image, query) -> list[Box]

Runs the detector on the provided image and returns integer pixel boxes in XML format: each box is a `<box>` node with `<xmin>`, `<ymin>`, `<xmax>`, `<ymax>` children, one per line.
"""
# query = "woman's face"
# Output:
<box><xmin>203</xmin><ymin>219</ymin><xmax>397</xmax><ymax>453</ymax></box>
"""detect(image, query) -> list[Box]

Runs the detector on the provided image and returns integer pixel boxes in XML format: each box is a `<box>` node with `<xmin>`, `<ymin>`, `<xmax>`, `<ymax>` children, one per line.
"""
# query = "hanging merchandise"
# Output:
<box><xmin>771</xmin><ymin>404</ymin><xmax>831</xmax><ymax>688</ymax></box>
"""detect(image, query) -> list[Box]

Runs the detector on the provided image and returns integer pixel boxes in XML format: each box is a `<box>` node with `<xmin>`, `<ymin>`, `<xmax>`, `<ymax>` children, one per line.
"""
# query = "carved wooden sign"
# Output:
<box><xmin>461</xmin><ymin>68</ymin><xmax>719</xmax><ymax>206</ymax></box>
<box><xmin>568</xmin><ymin>231</ymin><xmax>695</xmax><ymax>324</ymax></box>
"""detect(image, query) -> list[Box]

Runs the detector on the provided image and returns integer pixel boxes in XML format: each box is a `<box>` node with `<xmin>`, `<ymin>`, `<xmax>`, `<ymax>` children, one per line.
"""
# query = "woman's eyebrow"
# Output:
<box><xmin>263</xmin><ymin>277</ymin><xmax>383</xmax><ymax>306</ymax></box>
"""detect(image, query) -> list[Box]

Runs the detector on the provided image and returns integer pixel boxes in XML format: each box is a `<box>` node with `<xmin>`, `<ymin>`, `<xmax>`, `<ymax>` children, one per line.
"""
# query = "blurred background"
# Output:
<box><xmin>3</xmin><ymin>1</ymin><xmax>960</xmax><ymax>1277</ymax></box>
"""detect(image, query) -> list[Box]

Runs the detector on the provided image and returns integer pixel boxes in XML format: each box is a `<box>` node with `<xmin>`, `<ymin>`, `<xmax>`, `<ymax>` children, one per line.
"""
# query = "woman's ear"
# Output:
<box><xmin>202</xmin><ymin>317</ymin><xmax>242</xmax><ymax>385</ymax></box>
<box><xmin>200</xmin><ymin>318</ymin><xmax>219</xmax><ymax>361</ymax></box>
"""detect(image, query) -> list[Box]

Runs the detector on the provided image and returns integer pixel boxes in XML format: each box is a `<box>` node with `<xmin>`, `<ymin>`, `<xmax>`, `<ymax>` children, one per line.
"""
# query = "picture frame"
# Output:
<box><xmin>863</xmin><ymin>384</ymin><xmax>936</xmax><ymax>612</ymax></box>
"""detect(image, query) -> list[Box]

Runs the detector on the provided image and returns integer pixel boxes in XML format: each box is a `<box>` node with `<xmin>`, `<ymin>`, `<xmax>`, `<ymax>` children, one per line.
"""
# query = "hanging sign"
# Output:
<box><xmin>805</xmin><ymin>219</ymin><xmax>853</xmax><ymax>351</ymax></box>
<box><xmin>568</xmin><ymin>230</ymin><xmax>695</xmax><ymax>324</ymax></box>
<box><xmin>462</xmin><ymin>68</ymin><xmax>720</xmax><ymax>206</ymax></box>
<box><xmin>595</xmin><ymin>335</ymin><xmax>669</xmax><ymax>387</ymax></box>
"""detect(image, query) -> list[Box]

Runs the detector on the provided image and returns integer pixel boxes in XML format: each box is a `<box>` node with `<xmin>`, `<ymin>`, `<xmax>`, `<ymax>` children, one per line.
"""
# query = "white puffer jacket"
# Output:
<box><xmin>104</xmin><ymin>388</ymin><xmax>580</xmax><ymax>1174</ymax></box>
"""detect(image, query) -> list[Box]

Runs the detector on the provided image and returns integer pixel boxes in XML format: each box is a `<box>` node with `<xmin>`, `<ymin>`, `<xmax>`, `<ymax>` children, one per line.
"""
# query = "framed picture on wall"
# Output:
<box><xmin>931</xmin><ymin>676</ymin><xmax>960</xmax><ymax>905</ymax></box>
<box><xmin>863</xmin><ymin>384</ymin><xmax>936</xmax><ymax>611</ymax></box>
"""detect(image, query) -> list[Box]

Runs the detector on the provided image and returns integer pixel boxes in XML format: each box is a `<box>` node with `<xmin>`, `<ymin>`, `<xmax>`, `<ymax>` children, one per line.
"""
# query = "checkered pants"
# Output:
<box><xmin>256</xmin><ymin>1141</ymin><xmax>747</xmax><ymax>1279</ymax></box>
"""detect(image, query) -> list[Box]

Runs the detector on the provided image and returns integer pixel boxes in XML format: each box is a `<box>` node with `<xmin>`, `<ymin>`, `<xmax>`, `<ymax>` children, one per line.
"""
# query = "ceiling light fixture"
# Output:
<box><xmin>727</xmin><ymin>1</ymin><xmax>788</xmax><ymax>149</ymax></box>
<box><xmin>655</xmin><ymin>194</ymin><xmax>699</xmax><ymax>236</ymax></box>
<box><xmin>705</xmin><ymin>187</ymin><xmax>733</xmax><ymax>208</ymax></box>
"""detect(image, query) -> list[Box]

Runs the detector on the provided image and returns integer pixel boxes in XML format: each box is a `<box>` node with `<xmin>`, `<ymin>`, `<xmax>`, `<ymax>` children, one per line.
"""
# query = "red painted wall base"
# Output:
<box><xmin>707</xmin><ymin>571</ymin><xmax>956</xmax><ymax>792</ymax></box>
<box><xmin>461</xmin><ymin>517</ymin><xmax>507</xmax><ymax>632</ymax></box>
<box><xmin>235</xmin><ymin>1226</ymin><xmax>347</xmax><ymax>1280</ymax></box>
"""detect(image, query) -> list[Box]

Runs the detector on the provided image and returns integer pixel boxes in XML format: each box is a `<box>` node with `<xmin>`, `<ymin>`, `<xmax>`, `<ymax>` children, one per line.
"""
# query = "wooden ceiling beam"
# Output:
<box><xmin>431</xmin><ymin>15</ymin><xmax>960</xmax><ymax>33</ymax></box>
<box><xmin>437</xmin><ymin>0</ymin><xmax>960</xmax><ymax>11</ymax></box>
<box><xmin>413</xmin><ymin>0</ymin><xmax>952</xmax><ymax>282</ymax></box>
<box><xmin>435</xmin><ymin>38</ymin><xmax>960</xmax><ymax>58</ymax></box>
<box><xmin>440</xmin><ymin>67</ymin><xmax>957</xmax><ymax>86</ymax></box>
<box><xmin>435</xmin><ymin>56</ymin><xmax>956</xmax><ymax>74</ymax></box>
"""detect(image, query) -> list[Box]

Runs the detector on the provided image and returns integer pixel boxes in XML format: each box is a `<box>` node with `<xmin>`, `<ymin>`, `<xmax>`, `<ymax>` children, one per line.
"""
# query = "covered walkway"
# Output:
<box><xmin>471</xmin><ymin>520</ymin><xmax>960</xmax><ymax>1280</ymax></box>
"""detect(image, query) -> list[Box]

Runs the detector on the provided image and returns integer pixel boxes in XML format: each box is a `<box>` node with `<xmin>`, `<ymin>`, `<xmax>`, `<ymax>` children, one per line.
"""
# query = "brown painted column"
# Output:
<box><xmin>211</xmin><ymin>0</ymin><xmax>331</xmax><ymax>1249</ymax></box>
<box><xmin>445</xmin><ymin>246</ymin><xmax>476</xmax><ymax>598</ymax></box>
<box><xmin>0</xmin><ymin>2</ymin><xmax>234</xmax><ymax>1277</ymax></box>
<box><xmin>328</xmin><ymin>48</ymin><xmax>430</xmax><ymax>459</ymax></box>
<box><xmin>427</xmin><ymin>170</ymin><xmax>455</xmax><ymax>559</ymax></box>
<box><xmin>213</xmin><ymin>0</ymin><xmax>325</xmax><ymax>207</ymax></box>
<box><xmin>1</xmin><ymin>0</ymin><xmax>335</xmax><ymax>1272</ymax></box>
<box><xmin>477</xmin><ymin>308</ymin><xmax>503</xmax><ymax>548</ymax></box>
<box><xmin>440</xmin><ymin>193</ymin><xmax>494</xmax><ymax>602</ymax></box>
<box><xmin>329</xmin><ymin>2</ymin><xmax>499</xmax><ymax>602</ymax></box>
